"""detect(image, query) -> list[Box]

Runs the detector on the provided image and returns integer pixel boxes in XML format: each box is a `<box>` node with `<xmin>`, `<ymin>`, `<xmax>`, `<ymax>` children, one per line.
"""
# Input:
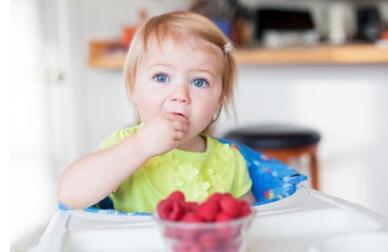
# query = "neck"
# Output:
<box><xmin>178</xmin><ymin>135</ymin><xmax>207</xmax><ymax>152</ymax></box>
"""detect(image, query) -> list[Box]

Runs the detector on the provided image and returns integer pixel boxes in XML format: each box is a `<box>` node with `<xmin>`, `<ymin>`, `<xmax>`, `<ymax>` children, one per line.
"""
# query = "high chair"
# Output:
<box><xmin>35</xmin><ymin>132</ymin><xmax>388</xmax><ymax>252</ymax></box>
<box><xmin>224</xmin><ymin>124</ymin><xmax>321</xmax><ymax>190</ymax></box>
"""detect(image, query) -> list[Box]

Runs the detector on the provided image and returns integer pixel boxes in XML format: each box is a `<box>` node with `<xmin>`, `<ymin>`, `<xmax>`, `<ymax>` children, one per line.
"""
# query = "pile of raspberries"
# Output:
<box><xmin>156</xmin><ymin>191</ymin><xmax>253</xmax><ymax>252</ymax></box>
<box><xmin>157</xmin><ymin>191</ymin><xmax>252</xmax><ymax>222</ymax></box>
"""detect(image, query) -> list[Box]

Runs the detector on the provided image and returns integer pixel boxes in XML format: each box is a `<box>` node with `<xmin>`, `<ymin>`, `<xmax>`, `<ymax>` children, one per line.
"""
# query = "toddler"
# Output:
<box><xmin>59</xmin><ymin>11</ymin><xmax>255</xmax><ymax>213</ymax></box>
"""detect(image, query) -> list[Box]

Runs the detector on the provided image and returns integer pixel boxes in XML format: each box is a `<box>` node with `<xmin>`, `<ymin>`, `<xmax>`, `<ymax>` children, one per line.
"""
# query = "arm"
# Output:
<box><xmin>58</xmin><ymin>133</ymin><xmax>150</xmax><ymax>209</ymax></box>
<box><xmin>240</xmin><ymin>190</ymin><xmax>256</xmax><ymax>205</ymax></box>
<box><xmin>58</xmin><ymin>114</ymin><xmax>189</xmax><ymax>209</ymax></box>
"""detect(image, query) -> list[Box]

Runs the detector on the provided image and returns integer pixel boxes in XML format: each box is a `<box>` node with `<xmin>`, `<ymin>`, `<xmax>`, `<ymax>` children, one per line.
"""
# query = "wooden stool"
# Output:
<box><xmin>224</xmin><ymin>124</ymin><xmax>321</xmax><ymax>190</ymax></box>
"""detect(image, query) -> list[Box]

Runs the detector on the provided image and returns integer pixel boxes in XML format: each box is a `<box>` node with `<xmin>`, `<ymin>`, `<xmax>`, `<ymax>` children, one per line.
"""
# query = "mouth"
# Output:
<box><xmin>170</xmin><ymin>112</ymin><xmax>188</xmax><ymax>120</ymax></box>
<box><xmin>171</xmin><ymin>112</ymin><xmax>186</xmax><ymax>117</ymax></box>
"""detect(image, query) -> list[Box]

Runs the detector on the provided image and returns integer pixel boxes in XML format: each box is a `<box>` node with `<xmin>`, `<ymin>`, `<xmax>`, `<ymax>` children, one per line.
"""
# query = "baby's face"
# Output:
<box><xmin>132</xmin><ymin>37</ymin><xmax>224</xmax><ymax>141</ymax></box>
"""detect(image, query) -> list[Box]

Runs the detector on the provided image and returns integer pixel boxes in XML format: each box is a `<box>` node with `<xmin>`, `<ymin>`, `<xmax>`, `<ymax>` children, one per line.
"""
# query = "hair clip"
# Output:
<box><xmin>223</xmin><ymin>41</ymin><xmax>233</xmax><ymax>53</ymax></box>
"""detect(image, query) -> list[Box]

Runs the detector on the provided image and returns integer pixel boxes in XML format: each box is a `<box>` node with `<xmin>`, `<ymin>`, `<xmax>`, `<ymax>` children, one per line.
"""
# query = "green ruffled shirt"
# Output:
<box><xmin>97</xmin><ymin>125</ymin><xmax>252</xmax><ymax>213</ymax></box>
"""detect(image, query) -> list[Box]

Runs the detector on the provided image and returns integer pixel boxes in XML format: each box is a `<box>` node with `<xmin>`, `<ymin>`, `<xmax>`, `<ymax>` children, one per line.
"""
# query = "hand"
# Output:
<box><xmin>134</xmin><ymin>113</ymin><xmax>190</xmax><ymax>158</ymax></box>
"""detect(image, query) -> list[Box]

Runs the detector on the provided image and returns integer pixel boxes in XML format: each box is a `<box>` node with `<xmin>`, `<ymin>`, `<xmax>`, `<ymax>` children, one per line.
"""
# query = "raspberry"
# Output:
<box><xmin>183</xmin><ymin>201</ymin><xmax>199</xmax><ymax>212</ymax></box>
<box><xmin>182</xmin><ymin>212</ymin><xmax>203</xmax><ymax>223</ymax></box>
<box><xmin>219</xmin><ymin>194</ymin><xmax>241</xmax><ymax>218</ymax></box>
<box><xmin>207</xmin><ymin>192</ymin><xmax>223</xmax><ymax>203</ymax></box>
<box><xmin>177</xmin><ymin>229</ymin><xmax>199</xmax><ymax>243</ymax></box>
<box><xmin>218</xmin><ymin>225</ymin><xmax>240</xmax><ymax>240</ymax></box>
<box><xmin>197</xmin><ymin>200</ymin><xmax>220</xmax><ymax>222</ymax></box>
<box><xmin>215</xmin><ymin>212</ymin><xmax>234</xmax><ymax>222</ymax></box>
<box><xmin>198</xmin><ymin>233</ymin><xmax>219</xmax><ymax>249</ymax></box>
<box><xmin>168</xmin><ymin>191</ymin><xmax>185</xmax><ymax>202</ymax></box>
<box><xmin>169</xmin><ymin>200</ymin><xmax>185</xmax><ymax>221</ymax></box>
<box><xmin>188</xmin><ymin>244</ymin><xmax>202</xmax><ymax>252</ymax></box>
<box><xmin>157</xmin><ymin>199</ymin><xmax>174</xmax><ymax>220</ymax></box>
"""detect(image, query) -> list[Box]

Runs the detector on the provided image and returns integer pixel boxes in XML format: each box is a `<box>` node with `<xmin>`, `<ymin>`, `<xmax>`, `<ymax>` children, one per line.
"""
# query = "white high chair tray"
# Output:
<box><xmin>33</xmin><ymin>187</ymin><xmax>388</xmax><ymax>252</ymax></box>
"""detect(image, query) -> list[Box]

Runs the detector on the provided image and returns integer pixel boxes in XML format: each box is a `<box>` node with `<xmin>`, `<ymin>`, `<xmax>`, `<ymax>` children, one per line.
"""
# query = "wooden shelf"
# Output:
<box><xmin>234</xmin><ymin>44</ymin><xmax>388</xmax><ymax>65</ymax></box>
<box><xmin>89</xmin><ymin>40</ymin><xmax>388</xmax><ymax>69</ymax></box>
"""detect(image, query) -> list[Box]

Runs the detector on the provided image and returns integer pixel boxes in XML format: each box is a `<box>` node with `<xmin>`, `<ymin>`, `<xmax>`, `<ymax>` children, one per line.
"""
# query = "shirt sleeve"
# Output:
<box><xmin>96</xmin><ymin>127</ymin><xmax>136</xmax><ymax>151</ymax></box>
<box><xmin>231</xmin><ymin>148</ymin><xmax>253</xmax><ymax>198</ymax></box>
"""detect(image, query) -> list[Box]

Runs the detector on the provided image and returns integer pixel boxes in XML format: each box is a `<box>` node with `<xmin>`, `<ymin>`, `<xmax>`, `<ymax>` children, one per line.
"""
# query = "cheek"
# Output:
<box><xmin>193</xmin><ymin>91</ymin><xmax>222</xmax><ymax>121</ymax></box>
<box><xmin>133</xmin><ymin>87</ymin><xmax>163</xmax><ymax>118</ymax></box>
<box><xmin>137</xmin><ymin>98</ymin><xmax>160</xmax><ymax>115</ymax></box>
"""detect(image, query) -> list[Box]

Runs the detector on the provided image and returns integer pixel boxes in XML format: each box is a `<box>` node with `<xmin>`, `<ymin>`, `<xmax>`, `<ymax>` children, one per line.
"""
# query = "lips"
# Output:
<box><xmin>170</xmin><ymin>112</ymin><xmax>188</xmax><ymax>119</ymax></box>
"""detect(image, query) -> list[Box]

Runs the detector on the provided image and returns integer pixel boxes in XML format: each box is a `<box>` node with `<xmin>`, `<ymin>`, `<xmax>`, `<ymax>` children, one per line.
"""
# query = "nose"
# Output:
<box><xmin>170</xmin><ymin>86</ymin><xmax>190</xmax><ymax>104</ymax></box>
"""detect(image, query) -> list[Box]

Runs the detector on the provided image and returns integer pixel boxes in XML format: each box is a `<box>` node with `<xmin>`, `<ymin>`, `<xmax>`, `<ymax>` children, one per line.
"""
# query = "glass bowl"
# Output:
<box><xmin>154</xmin><ymin>209</ymin><xmax>255</xmax><ymax>252</ymax></box>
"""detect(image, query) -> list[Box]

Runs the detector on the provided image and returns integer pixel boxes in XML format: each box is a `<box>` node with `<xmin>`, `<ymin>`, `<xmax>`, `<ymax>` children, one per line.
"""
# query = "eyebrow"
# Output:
<box><xmin>148</xmin><ymin>63</ymin><xmax>174</xmax><ymax>70</ymax></box>
<box><xmin>191</xmin><ymin>68</ymin><xmax>216</xmax><ymax>78</ymax></box>
<box><xmin>148</xmin><ymin>64</ymin><xmax>217</xmax><ymax>78</ymax></box>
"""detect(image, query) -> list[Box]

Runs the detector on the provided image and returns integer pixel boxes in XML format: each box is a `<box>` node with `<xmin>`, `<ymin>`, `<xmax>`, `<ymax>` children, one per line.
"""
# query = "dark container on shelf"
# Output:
<box><xmin>356</xmin><ymin>6</ymin><xmax>382</xmax><ymax>42</ymax></box>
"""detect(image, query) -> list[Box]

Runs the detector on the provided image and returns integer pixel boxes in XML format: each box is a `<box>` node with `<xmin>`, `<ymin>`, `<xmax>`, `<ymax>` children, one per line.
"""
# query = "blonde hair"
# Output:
<box><xmin>123</xmin><ymin>11</ymin><xmax>237</xmax><ymax>135</ymax></box>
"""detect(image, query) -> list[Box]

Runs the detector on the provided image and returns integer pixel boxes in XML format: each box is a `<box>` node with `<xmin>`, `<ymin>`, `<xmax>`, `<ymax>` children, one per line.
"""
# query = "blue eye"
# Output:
<box><xmin>153</xmin><ymin>73</ymin><xmax>170</xmax><ymax>84</ymax></box>
<box><xmin>191</xmin><ymin>78</ymin><xmax>209</xmax><ymax>88</ymax></box>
